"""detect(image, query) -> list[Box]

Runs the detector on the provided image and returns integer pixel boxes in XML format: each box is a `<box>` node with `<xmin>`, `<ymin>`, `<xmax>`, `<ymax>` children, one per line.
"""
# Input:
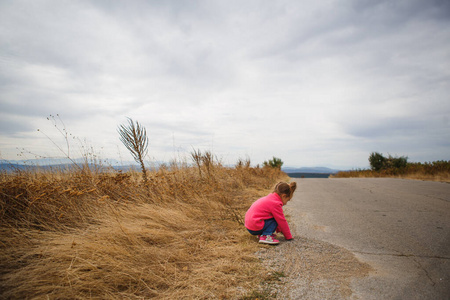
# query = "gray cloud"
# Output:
<box><xmin>0</xmin><ymin>113</ymin><xmax>35</xmax><ymax>136</ymax></box>
<box><xmin>1</xmin><ymin>0</ymin><xmax>449</xmax><ymax>168</ymax></box>
<box><xmin>344</xmin><ymin>117</ymin><xmax>428</xmax><ymax>138</ymax></box>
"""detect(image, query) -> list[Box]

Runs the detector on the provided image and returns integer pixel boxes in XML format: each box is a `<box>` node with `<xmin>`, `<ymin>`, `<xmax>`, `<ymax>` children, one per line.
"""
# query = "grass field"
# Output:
<box><xmin>0</xmin><ymin>158</ymin><xmax>288</xmax><ymax>299</ymax></box>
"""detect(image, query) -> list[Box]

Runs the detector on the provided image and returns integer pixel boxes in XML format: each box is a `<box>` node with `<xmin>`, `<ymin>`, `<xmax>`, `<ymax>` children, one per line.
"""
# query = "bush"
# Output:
<box><xmin>369</xmin><ymin>152</ymin><xmax>407</xmax><ymax>171</ymax></box>
<box><xmin>263</xmin><ymin>157</ymin><xmax>284</xmax><ymax>169</ymax></box>
<box><xmin>386</xmin><ymin>155</ymin><xmax>408</xmax><ymax>169</ymax></box>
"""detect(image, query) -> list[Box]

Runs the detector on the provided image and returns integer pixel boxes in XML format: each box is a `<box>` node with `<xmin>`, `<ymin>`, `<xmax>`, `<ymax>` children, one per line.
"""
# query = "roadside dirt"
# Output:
<box><xmin>255</xmin><ymin>231</ymin><xmax>373</xmax><ymax>299</ymax></box>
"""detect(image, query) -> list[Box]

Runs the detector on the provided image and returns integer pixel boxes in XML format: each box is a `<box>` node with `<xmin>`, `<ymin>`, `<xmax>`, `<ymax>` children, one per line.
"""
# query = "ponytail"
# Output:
<box><xmin>273</xmin><ymin>181</ymin><xmax>297</xmax><ymax>198</ymax></box>
<box><xmin>289</xmin><ymin>181</ymin><xmax>297</xmax><ymax>195</ymax></box>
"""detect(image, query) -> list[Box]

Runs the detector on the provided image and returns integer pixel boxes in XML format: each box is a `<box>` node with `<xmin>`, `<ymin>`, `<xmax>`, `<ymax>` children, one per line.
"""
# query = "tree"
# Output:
<box><xmin>263</xmin><ymin>157</ymin><xmax>284</xmax><ymax>169</ymax></box>
<box><xmin>118</xmin><ymin>118</ymin><xmax>149</xmax><ymax>184</ymax></box>
<box><xmin>369</xmin><ymin>152</ymin><xmax>386</xmax><ymax>171</ymax></box>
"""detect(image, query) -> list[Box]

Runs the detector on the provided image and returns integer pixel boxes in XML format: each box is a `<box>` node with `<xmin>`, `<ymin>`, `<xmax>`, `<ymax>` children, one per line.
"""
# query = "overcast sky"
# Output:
<box><xmin>1</xmin><ymin>0</ymin><xmax>449</xmax><ymax>169</ymax></box>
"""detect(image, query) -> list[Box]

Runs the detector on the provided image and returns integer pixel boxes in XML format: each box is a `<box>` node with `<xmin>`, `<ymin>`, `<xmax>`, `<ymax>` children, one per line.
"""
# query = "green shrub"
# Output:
<box><xmin>369</xmin><ymin>152</ymin><xmax>386</xmax><ymax>171</ymax></box>
<box><xmin>369</xmin><ymin>152</ymin><xmax>407</xmax><ymax>171</ymax></box>
<box><xmin>263</xmin><ymin>157</ymin><xmax>284</xmax><ymax>169</ymax></box>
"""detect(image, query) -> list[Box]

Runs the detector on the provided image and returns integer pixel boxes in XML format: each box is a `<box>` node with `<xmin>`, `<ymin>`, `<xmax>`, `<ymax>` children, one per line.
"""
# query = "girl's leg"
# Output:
<box><xmin>261</xmin><ymin>218</ymin><xmax>278</xmax><ymax>236</ymax></box>
<box><xmin>247</xmin><ymin>228</ymin><xmax>263</xmax><ymax>236</ymax></box>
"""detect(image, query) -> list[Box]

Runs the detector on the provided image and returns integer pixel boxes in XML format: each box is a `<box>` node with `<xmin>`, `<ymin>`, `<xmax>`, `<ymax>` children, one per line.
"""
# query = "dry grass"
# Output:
<box><xmin>331</xmin><ymin>170</ymin><xmax>450</xmax><ymax>182</ymax></box>
<box><xmin>332</xmin><ymin>161</ymin><xmax>450</xmax><ymax>183</ymax></box>
<box><xmin>0</xmin><ymin>161</ymin><xmax>286</xmax><ymax>299</ymax></box>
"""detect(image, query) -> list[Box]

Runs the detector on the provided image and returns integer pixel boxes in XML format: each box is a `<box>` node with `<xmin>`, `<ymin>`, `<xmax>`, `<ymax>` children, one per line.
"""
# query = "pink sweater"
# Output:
<box><xmin>244</xmin><ymin>192</ymin><xmax>293</xmax><ymax>240</ymax></box>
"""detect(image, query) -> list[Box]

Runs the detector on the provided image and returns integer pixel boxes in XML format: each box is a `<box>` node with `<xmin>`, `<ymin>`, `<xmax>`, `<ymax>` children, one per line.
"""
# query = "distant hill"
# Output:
<box><xmin>1</xmin><ymin>160</ymin><xmax>342</xmax><ymax>175</ymax></box>
<box><xmin>0</xmin><ymin>162</ymin><xmax>34</xmax><ymax>172</ymax></box>
<box><xmin>0</xmin><ymin>158</ymin><xmax>160</xmax><ymax>173</ymax></box>
<box><xmin>0</xmin><ymin>162</ymin><xmax>96</xmax><ymax>172</ymax></box>
<box><xmin>282</xmin><ymin>167</ymin><xmax>341</xmax><ymax>174</ymax></box>
<box><xmin>0</xmin><ymin>162</ymin><xmax>141</xmax><ymax>173</ymax></box>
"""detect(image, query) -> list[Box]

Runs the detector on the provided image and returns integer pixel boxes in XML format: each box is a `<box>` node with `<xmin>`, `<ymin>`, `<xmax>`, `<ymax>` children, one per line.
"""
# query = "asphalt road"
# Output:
<box><xmin>287</xmin><ymin>178</ymin><xmax>450</xmax><ymax>300</ymax></box>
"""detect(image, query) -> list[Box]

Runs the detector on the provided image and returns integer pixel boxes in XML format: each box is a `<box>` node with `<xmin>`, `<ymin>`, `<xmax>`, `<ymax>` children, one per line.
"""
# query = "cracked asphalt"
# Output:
<box><xmin>286</xmin><ymin>178</ymin><xmax>450</xmax><ymax>299</ymax></box>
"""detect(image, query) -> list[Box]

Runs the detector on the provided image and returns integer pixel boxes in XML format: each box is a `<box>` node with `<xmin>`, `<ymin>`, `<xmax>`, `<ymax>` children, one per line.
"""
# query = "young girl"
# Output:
<box><xmin>245</xmin><ymin>181</ymin><xmax>297</xmax><ymax>245</ymax></box>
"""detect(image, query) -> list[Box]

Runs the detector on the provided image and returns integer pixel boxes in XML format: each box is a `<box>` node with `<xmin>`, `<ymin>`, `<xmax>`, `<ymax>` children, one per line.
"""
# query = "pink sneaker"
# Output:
<box><xmin>259</xmin><ymin>235</ymin><xmax>280</xmax><ymax>245</ymax></box>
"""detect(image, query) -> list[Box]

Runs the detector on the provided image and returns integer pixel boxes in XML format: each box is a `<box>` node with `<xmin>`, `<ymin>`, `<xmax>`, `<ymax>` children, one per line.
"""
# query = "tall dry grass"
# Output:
<box><xmin>331</xmin><ymin>160</ymin><xmax>450</xmax><ymax>182</ymax></box>
<box><xmin>0</xmin><ymin>159</ymin><xmax>286</xmax><ymax>299</ymax></box>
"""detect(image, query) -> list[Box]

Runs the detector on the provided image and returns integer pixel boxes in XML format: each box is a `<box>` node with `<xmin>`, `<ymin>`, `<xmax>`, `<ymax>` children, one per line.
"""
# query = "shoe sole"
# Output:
<box><xmin>259</xmin><ymin>240</ymin><xmax>279</xmax><ymax>245</ymax></box>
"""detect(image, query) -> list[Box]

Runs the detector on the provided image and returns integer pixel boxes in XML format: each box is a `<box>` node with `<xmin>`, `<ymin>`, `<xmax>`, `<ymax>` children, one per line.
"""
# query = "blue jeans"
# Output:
<box><xmin>247</xmin><ymin>218</ymin><xmax>278</xmax><ymax>236</ymax></box>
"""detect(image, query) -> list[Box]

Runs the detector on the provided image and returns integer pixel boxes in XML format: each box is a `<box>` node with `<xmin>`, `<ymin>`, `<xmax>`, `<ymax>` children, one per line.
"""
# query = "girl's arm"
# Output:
<box><xmin>271</xmin><ymin>204</ymin><xmax>293</xmax><ymax>239</ymax></box>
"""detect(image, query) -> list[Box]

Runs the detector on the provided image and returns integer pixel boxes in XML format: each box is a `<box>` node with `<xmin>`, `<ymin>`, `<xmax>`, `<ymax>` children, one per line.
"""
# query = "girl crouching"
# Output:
<box><xmin>244</xmin><ymin>182</ymin><xmax>297</xmax><ymax>245</ymax></box>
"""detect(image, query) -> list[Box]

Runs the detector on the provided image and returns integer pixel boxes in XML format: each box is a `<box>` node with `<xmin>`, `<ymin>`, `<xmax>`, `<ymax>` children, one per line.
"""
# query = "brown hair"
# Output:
<box><xmin>273</xmin><ymin>181</ymin><xmax>297</xmax><ymax>198</ymax></box>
